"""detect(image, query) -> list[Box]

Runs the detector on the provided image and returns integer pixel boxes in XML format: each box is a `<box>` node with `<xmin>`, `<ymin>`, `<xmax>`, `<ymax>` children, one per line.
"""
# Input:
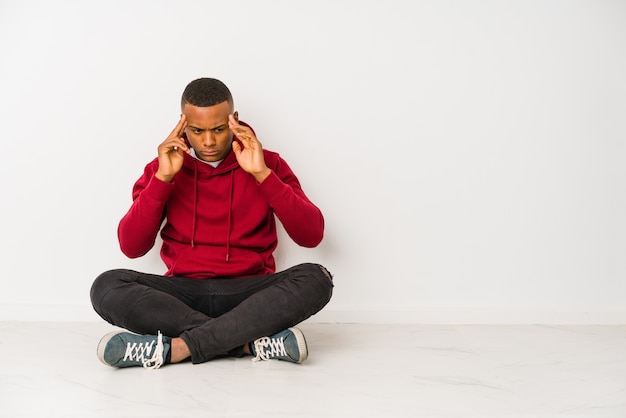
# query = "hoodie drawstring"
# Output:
<box><xmin>189</xmin><ymin>159</ymin><xmax>234</xmax><ymax>261</ymax></box>
<box><xmin>225</xmin><ymin>170</ymin><xmax>234</xmax><ymax>262</ymax></box>
<box><xmin>191</xmin><ymin>162</ymin><xmax>198</xmax><ymax>248</ymax></box>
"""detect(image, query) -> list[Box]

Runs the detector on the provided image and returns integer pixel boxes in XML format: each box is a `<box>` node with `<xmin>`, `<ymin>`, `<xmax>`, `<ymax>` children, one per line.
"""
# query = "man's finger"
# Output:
<box><xmin>170</xmin><ymin>114</ymin><xmax>187</xmax><ymax>138</ymax></box>
<box><xmin>231</xmin><ymin>124</ymin><xmax>252</xmax><ymax>138</ymax></box>
<box><xmin>161</xmin><ymin>137</ymin><xmax>188</xmax><ymax>153</ymax></box>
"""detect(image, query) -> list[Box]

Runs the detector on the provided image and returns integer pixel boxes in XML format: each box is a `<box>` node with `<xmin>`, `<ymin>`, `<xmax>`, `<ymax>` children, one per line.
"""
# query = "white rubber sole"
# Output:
<box><xmin>289</xmin><ymin>327</ymin><xmax>308</xmax><ymax>363</ymax></box>
<box><xmin>96</xmin><ymin>330</ymin><xmax>123</xmax><ymax>367</ymax></box>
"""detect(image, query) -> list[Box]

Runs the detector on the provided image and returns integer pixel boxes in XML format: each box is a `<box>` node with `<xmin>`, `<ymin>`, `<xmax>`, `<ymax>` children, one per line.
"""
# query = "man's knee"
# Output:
<box><xmin>315</xmin><ymin>264</ymin><xmax>333</xmax><ymax>282</ymax></box>
<box><xmin>297</xmin><ymin>263</ymin><xmax>334</xmax><ymax>312</ymax></box>
<box><xmin>298</xmin><ymin>263</ymin><xmax>333</xmax><ymax>284</ymax></box>
<box><xmin>90</xmin><ymin>269</ymin><xmax>132</xmax><ymax>313</ymax></box>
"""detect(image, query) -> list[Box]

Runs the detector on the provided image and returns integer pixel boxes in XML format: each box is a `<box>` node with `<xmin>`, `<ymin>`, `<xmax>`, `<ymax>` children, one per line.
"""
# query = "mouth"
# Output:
<box><xmin>199</xmin><ymin>150</ymin><xmax>219</xmax><ymax>157</ymax></box>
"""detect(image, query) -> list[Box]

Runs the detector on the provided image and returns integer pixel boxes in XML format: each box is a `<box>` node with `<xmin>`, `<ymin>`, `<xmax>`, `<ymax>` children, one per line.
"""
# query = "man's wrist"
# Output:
<box><xmin>155</xmin><ymin>171</ymin><xmax>174</xmax><ymax>183</ymax></box>
<box><xmin>253</xmin><ymin>168</ymin><xmax>272</xmax><ymax>183</ymax></box>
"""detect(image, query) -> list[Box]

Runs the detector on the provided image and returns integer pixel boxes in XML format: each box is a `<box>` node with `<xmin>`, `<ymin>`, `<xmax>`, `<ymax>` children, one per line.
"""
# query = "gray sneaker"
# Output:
<box><xmin>97</xmin><ymin>330</ymin><xmax>170</xmax><ymax>369</ymax></box>
<box><xmin>251</xmin><ymin>327</ymin><xmax>308</xmax><ymax>363</ymax></box>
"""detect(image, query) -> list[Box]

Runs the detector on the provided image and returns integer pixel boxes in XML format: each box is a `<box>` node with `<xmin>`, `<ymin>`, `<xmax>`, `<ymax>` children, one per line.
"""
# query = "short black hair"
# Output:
<box><xmin>181</xmin><ymin>78</ymin><xmax>233</xmax><ymax>108</ymax></box>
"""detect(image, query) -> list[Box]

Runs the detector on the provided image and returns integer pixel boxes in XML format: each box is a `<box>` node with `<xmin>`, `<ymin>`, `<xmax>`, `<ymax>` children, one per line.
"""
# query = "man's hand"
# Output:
<box><xmin>155</xmin><ymin>115</ymin><xmax>190</xmax><ymax>183</ymax></box>
<box><xmin>230</xmin><ymin>114</ymin><xmax>271</xmax><ymax>183</ymax></box>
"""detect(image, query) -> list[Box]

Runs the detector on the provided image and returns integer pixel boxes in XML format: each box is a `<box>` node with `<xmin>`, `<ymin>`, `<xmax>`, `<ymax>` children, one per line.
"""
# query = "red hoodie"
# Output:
<box><xmin>117</xmin><ymin>124</ymin><xmax>324</xmax><ymax>279</ymax></box>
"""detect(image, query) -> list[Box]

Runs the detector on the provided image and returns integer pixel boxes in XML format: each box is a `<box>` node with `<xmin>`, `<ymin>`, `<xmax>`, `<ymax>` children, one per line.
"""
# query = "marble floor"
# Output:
<box><xmin>0</xmin><ymin>322</ymin><xmax>625</xmax><ymax>417</ymax></box>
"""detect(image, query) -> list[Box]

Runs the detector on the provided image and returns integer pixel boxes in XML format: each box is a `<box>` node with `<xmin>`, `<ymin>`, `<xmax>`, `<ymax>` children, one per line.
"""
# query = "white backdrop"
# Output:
<box><xmin>1</xmin><ymin>0</ymin><xmax>624</xmax><ymax>323</ymax></box>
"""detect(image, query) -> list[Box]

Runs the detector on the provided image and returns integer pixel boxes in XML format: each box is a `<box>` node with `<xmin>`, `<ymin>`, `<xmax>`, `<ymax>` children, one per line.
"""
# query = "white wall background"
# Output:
<box><xmin>0</xmin><ymin>0</ymin><xmax>624</xmax><ymax>323</ymax></box>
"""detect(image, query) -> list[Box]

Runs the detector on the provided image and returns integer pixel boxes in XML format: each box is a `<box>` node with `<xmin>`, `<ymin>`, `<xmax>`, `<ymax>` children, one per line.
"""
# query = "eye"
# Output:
<box><xmin>213</xmin><ymin>128</ymin><xmax>224</xmax><ymax>133</ymax></box>
<box><xmin>192</xmin><ymin>129</ymin><xmax>202</xmax><ymax>135</ymax></box>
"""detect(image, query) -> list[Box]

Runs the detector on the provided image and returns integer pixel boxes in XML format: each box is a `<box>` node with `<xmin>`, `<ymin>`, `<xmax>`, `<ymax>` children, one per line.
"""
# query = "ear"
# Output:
<box><xmin>233</xmin><ymin>111</ymin><xmax>239</xmax><ymax>123</ymax></box>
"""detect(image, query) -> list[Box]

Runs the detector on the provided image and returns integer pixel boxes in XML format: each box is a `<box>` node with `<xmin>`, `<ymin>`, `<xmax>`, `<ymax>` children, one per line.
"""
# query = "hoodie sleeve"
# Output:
<box><xmin>117</xmin><ymin>161</ymin><xmax>174</xmax><ymax>258</ymax></box>
<box><xmin>258</xmin><ymin>154</ymin><xmax>324</xmax><ymax>248</ymax></box>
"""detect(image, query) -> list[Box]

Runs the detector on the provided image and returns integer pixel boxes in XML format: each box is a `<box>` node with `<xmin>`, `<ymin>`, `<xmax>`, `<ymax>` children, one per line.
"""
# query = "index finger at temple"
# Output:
<box><xmin>231</xmin><ymin>122</ymin><xmax>250</xmax><ymax>136</ymax></box>
<box><xmin>229</xmin><ymin>114</ymin><xmax>245</xmax><ymax>131</ymax></box>
<box><xmin>170</xmin><ymin>114</ymin><xmax>187</xmax><ymax>137</ymax></box>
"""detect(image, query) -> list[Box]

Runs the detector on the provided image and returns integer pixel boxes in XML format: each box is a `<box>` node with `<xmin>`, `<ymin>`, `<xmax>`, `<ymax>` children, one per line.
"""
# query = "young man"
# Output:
<box><xmin>90</xmin><ymin>78</ymin><xmax>333</xmax><ymax>369</ymax></box>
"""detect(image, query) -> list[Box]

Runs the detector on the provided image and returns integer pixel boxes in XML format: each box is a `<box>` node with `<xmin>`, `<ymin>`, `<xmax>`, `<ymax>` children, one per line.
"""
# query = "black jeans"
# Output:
<box><xmin>90</xmin><ymin>263</ymin><xmax>333</xmax><ymax>364</ymax></box>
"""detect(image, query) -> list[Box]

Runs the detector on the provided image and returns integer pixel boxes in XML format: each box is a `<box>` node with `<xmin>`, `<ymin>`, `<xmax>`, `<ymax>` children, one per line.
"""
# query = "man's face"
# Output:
<box><xmin>182</xmin><ymin>101</ymin><xmax>238</xmax><ymax>162</ymax></box>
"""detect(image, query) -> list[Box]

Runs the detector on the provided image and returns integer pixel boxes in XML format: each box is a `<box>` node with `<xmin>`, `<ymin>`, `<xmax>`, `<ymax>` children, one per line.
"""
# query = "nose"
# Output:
<box><xmin>202</xmin><ymin>131</ymin><xmax>216</xmax><ymax>147</ymax></box>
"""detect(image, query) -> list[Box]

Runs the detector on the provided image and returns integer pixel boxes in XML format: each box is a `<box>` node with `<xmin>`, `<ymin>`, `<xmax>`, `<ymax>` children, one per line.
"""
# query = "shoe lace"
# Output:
<box><xmin>252</xmin><ymin>336</ymin><xmax>287</xmax><ymax>362</ymax></box>
<box><xmin>122</xmin><ymin>331</ymin><xmax>165</xmax><ymax>369</ymax></box>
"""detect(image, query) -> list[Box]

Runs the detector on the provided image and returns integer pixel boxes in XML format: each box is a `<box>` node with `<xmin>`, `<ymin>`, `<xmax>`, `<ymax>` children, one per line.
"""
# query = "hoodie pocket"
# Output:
<box><xmin>163</xmin><ymin>241</ymin><xmax>267</xmax><ymax>278</ymax></box>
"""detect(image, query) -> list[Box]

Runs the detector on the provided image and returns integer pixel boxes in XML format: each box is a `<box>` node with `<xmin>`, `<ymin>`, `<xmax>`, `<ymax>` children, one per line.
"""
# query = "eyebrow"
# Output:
<box><xmin>188</xmin><ymin>123</ymin><xmax>228</xmax><ymax>131</ymax></box>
